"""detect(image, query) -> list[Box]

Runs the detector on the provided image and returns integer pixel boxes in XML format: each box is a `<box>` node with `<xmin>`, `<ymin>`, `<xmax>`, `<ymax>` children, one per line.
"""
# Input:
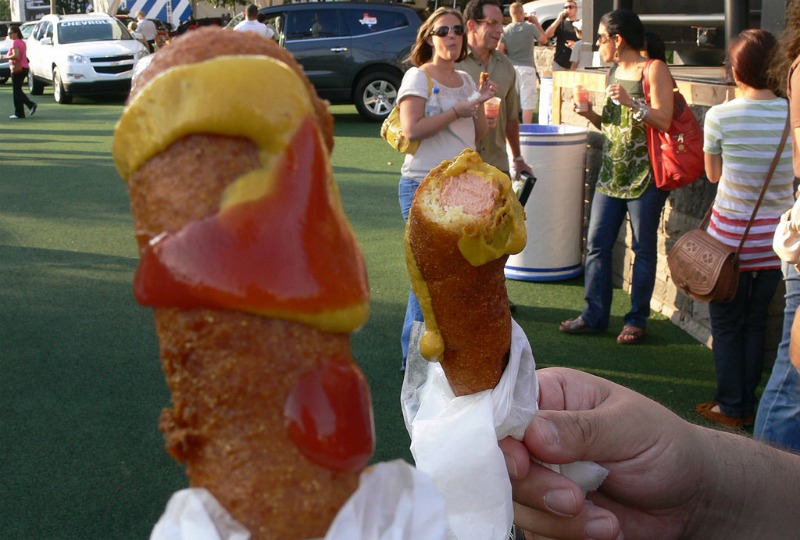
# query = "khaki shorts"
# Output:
<box><xmin>514</xmin><ymin>65</ymin><xmax>539</xmax><ymax>110</ymax></box>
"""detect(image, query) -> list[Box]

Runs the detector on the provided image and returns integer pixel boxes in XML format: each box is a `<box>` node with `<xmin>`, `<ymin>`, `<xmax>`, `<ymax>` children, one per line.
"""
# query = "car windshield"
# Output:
<box><xmin>21</xmin><ymin>24</ymin><xmax>35</xmax><ymax>39</ymax></box>
<box><xmin>58</xmin><ymin>19</ymin><xmax>132</xmax><ymax>44</ymax></box>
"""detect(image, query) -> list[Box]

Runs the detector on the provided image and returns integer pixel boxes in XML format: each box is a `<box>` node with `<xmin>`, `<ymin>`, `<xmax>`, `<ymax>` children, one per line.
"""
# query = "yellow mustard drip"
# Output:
<box><xmin>405</xmin><ymin>228</ymin><xmax>444</xmax><ymax>361</ymax></box>
<box><xmin>407</xmin><ymin>149</ymin><xmax>527</xmax><ymax>361</ymax></box>
<box><xmin>113</xmin><ymin>56</ymin><xmax>314</xmax><ymax>181</ymax></box>
<box><xmin>112</xmin><ymin>56</ymin><xmax>369</xmax><ymax>333</ymax></box>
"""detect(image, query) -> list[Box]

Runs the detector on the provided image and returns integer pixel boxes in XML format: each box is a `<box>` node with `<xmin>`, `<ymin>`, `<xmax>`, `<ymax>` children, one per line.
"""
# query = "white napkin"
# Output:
<box><xmin>401</xmin><ymin>319</ymin><xmax>538</xmax><ymax>540</ymax></box>
<box><xmin>150</xmin><ymin>461</ymin><xmax>450</xmax><ymax>540</ymax></box>
<box><xmin>150</xmin><ymin>487</ymin><xmax>251</xmax><ymax>540</ymax></box>
<box><xmin>401</xmin><ymin>319</ymin><xmax>608</xmax><ymax>540</ymax></box>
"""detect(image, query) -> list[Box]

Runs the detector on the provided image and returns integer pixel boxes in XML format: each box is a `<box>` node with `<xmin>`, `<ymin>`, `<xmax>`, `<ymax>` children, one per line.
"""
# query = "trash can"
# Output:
<box><xmin>505</xmin><ymin>124</ymin><xmax>587</xmax><ymax>282</ymax></box>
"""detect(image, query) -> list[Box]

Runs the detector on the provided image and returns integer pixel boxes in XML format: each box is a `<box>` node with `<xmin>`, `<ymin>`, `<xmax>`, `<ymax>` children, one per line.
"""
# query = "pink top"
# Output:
<box><xmin>9</xmin><ymin>38</ymin><xmax>28</xmax><ymax>69</ymax></box>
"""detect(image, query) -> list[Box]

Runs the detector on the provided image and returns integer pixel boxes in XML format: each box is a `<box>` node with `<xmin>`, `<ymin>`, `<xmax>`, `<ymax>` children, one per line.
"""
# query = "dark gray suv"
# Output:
<box><xmin>258</xmin><ymin>2</ymin><xmax>421</xmax><ymax>122</ymax></box>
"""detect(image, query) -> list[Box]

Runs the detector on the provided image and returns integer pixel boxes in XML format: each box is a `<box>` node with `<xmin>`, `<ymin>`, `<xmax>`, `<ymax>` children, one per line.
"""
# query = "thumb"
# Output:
<box><xmin>524</xmin><ymin>410</ymin><xmax>604</xmax><ymax>465</ymax></box>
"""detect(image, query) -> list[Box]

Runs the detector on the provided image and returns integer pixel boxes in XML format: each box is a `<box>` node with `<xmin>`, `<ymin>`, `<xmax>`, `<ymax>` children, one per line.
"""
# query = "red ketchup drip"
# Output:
<box><xmin>284</xmin><ymin>356</ymin><xmax>375</xmax><ymax>472</ymax></box>
<box><xmin>133</xmin><ymin>117</ymin><xmax>368</xmax><ymax>315</ymax></box>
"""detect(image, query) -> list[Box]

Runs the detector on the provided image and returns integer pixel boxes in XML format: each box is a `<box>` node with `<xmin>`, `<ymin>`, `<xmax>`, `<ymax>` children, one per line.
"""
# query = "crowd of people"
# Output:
<box><xmin>392</xmin><ymin>0</ymin><xmax>800</xmax><ymax>537</ymax></box>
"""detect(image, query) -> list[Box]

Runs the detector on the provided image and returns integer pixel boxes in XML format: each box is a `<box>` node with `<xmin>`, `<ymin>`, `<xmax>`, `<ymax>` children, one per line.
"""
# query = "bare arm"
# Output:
<box><xmin>704</xmin><ymin>152</ymin><xmax>722</xmax><ymax>183</ymax></box>
<box><xmin>544</xmin><ymin>13</ymin><xmax>565</xmax><ymax>40</ymax></box>
<box><xmin>399</xmin><ymin>96</ymin><xmax>458</xmax><ymax>142</ymax></box>
<box><xmin>528</xmin><ymin>16</ymin><xmax>548</xmax><ymax>45</ymax></box>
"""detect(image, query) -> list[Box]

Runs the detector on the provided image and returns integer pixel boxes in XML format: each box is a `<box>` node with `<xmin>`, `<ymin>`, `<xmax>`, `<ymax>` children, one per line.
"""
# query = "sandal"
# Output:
<box><xmin>559</xmin><ymin>315</ymin><xmax>601</xmax><ymax>334</ymax></box>
<box><xmin>617</xmin><ymin>325</ymin><xmax>645</xmax><ymax>345</ymax></box>
<box><xmin>696</xmin><ymin>401</ymin><xmax>749</xmax><ymax>428</ymax></box>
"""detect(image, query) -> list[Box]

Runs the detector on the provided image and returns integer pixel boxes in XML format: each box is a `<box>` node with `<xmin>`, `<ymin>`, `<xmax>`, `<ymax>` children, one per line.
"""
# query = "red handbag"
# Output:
<box><xmin>642</xmin><ymin>59</ymin><xmax>705</xmax><ymax>190</ymax></box>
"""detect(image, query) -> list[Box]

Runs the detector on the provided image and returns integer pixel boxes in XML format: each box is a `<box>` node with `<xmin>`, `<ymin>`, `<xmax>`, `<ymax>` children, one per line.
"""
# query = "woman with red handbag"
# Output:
<box><xmin>5</xmin><ymin>25</ymin><xmax>37</xmax><ymax>120</ymax></box>
<box><xmin>559</xmin><ymin>9</ymin><xmax>673</xmax><ymax>345</ymax></box>
<box><xmin>696</xmin><ymin>30</ymin><xmax>795</xmax><ymax>428</ymax></box>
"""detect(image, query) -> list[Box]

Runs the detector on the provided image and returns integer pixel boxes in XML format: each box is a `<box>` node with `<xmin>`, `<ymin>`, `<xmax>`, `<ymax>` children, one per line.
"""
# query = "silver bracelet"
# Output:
<box><xmin>631</xmin><ymin>98</ymin><xmax>650</xmax><ymax>122</ymax></box>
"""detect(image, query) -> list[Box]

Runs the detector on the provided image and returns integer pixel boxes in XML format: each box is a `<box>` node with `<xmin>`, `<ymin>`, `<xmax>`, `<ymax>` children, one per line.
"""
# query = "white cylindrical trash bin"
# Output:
<box><xmin>505</xmin><ymin>124</ymin><xmax>587</xmax><ymax>281</ymax></box>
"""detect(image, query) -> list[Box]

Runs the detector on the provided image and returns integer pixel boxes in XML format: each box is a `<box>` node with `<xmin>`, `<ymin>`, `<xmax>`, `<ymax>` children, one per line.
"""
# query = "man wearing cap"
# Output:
<box><xmin>498</xmin><ymin>2</ymin><xmax>547</xmax><ymax>124</ymax></box>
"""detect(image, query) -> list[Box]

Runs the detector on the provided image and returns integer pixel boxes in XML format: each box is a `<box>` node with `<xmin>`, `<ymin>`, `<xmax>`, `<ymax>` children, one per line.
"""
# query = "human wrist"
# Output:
<box><xmin>513</xmin><ymin>156</ymin><xmax>525</xmax><ymax>163</ymax></box>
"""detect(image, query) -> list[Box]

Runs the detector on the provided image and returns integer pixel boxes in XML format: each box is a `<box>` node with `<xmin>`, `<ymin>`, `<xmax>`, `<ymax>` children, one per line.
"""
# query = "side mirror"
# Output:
<box><xmin>42</xmin><ymin>36</ymin><xmax>52</xmax><ymax>45</ymax></box>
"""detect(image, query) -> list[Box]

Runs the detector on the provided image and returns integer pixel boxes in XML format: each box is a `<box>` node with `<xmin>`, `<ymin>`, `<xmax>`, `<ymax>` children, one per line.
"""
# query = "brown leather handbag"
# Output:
<box><xmin>667</xmin><ymin>111</ymin><xmax>790</xmax><ymax>303</ymax></box>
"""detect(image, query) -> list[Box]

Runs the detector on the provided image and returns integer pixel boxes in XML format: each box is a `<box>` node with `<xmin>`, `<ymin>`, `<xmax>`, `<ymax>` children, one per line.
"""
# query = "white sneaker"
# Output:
<box><xmin>9</xmin><ymin>114</ymin><xmax>20</xmax><ymax>119</ymax></box>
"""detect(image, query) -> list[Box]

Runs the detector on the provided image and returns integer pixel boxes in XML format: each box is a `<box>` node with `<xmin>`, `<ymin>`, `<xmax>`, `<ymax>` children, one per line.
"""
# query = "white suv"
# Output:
<box><xmin>27</xmin><ymin>13</ymin><xmax>148</xmax><ymax>103</ymax></box>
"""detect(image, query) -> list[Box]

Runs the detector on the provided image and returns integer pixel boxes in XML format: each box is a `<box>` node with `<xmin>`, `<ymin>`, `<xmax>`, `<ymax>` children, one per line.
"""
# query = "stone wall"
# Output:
<box><xmin>547</xmin><ymin>70</ymin><xmax>785</xmax><ymax>358</ymax></box>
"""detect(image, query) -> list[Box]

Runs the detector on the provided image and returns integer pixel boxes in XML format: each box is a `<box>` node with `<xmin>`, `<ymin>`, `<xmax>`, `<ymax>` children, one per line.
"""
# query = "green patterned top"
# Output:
<box><xmin>597</xmin><ymin>65</ymin><xmax>651</xmax><ymax>199</ymax></box>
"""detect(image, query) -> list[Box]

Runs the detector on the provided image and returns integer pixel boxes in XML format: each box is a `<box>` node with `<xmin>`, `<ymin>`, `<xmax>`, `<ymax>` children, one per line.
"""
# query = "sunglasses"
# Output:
<box><xmin>430</xmin><ymin>25</ymin><xmax>465</xmax><ymax>37</ymax></box>
<box><xmin>596</xmin><ymin>32</ymin><xmax>615</xmax><ymax>44</ymax></box>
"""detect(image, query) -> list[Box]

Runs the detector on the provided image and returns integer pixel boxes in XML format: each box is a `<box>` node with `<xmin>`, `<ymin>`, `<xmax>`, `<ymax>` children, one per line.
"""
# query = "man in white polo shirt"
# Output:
<box><xmin>234</xmin><ymin>4</ymin><xmax>274</xmax><ymax>39</ymax></box>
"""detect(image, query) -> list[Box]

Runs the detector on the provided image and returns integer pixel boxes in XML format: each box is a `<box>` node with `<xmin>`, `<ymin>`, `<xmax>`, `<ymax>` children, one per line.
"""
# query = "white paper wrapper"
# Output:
<box><xmin>401</xmin><ymin>319</ymin><xmax>538</xmax><ymax>540</ymax></box>
<box><xmin>151</xmin><ymin>461</ymin><xmax>450</xmax><ymax>540</ymax></box>
<box><xmin>324</xmin><ymin>460</ymin><xmax>448</xmax><ymax>540</ymax></box>
<box><xmin>401</xmin><ymin>319</ymin><xmax>608</xmax><ymax>540</ymax></box>
<box><xmin>150</xmin><ymin>487</ymin><xmax>251</xmax><ymax>540</ymax></box>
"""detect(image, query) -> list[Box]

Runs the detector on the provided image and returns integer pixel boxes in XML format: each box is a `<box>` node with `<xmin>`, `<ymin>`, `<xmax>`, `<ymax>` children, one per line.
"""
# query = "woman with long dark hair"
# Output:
<box><xmin>697</xmin><ymin>29</ymin><xmax>794</xmax><ymax>428</ymax></box>
<box><xmin>559</xmin><ymin>9</ymin><xmax>672</xmax><ymax>344</ymax></box>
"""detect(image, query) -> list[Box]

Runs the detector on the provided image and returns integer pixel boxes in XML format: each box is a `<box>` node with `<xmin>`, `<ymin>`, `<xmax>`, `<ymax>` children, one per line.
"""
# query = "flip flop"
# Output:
<box><xmin>559</xmin><ymin>315</ymin><xmax>601</xmax><ymax>334</ymax></box>
<box><xmin>696</xmin><ymin>401</ymin><xmax>750</xmax><ymax>428</ymax></box>
<box><xmin>617</xmin><ymin>325</ymin><xmax>645</xmax><ymax>345</ymax></box>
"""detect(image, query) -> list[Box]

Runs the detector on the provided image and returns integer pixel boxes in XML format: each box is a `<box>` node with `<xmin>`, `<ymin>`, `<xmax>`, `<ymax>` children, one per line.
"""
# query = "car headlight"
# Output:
<box><xmin>134</xmin><ymin>48</ymin><xmax>149</xmax><ymax>60</ymax></box>
<box><xmin>66</xmin><ymin>53</ymin><xmax>89</xmax><ymax>63</ymax></box>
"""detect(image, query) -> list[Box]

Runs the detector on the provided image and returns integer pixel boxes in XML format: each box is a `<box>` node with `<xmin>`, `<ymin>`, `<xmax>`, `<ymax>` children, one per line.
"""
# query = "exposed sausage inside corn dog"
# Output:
<box><xmin>113</xmin><ymin>28</ymin><xmax>373</xmax><ymax>539</ymax></box>
<box><xmin>405</xmin><ymin>149</ymin><xmax>526</xmax><ymax>396</ymax></box>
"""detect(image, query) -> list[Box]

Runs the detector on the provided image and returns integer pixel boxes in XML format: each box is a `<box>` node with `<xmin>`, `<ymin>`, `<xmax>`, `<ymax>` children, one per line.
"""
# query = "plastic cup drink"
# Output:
<box><xmin>573</xmin><ymin>84</ymin><xmax>590</xmax><ymax>112</ymax></box>
<box><xmin>484</xmin><ymin>97</ymin><xmax>501</xmax><ymax>119</ymax></box>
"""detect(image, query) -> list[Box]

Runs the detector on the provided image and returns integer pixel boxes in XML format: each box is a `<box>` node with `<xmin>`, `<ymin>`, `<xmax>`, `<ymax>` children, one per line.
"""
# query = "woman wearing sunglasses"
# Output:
<box><xmin>559</xmin><ymin>9</ymin><xmax>673</xmax><ymax>345</ymax></box>
<box><xmin>396</xmin><ymin>6</ymin><xmax>495</xmax><ymax>369</ymax></box>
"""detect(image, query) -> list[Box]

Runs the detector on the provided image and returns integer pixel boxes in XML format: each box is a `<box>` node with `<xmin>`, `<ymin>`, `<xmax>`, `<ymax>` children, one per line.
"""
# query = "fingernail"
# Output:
<box><xmin>532</xmin><ymin>414</ymin><xmax>559</xmax><ymax>446</ymax></box>
<box><xmin>503</xmin><ymin>452</ymin><xmax>519</xmax><ymax>478</ymax></box>
<box><xmin>543</xmin><ymin>488</ymin><xmax>578</xmax><ymax>517</ymax></box>
<box><xmin>585</xmin><ymin>516</ymin><xmax>616</xmax><ymax>540</ymax></box>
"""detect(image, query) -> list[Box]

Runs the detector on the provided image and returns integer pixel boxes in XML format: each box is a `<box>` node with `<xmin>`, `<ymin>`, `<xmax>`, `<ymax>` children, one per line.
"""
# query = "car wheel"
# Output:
<box><xmin>354</xmin><ymin>71</ymin><xmax>401</xmax><ymax>123</ymax></box>
<box><xmin>53</xmin><ymin>68</ymin><xmax>73</xmax><ymax>104</ymax></box>
<box><xmin>29</xmin><ymin>72</ymin><xmax>44</xmax><ymax>95</ymax></box>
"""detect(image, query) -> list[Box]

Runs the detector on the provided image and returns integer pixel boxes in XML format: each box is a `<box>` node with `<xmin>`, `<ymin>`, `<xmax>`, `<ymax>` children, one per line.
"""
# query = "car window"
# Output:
<box><xmin>21</xmin><ymin>23</ymin><xmax>36</xmax><ymax>39</ymax></box>
<box><xmin>263</xmin><ymin>14</ymin><xmax>283</xmax><ymax>39</ymax></box>
<box><xmin>32</xmin><ymin>21</ymin><xmax>46</xmax><ymax>40</ymax></box>
<box><xmin>342</xmin><ymin>9</ymin><xmax>409</xmax><ymax>36</ymax></box>
<box><xmin>57</xmin><ymin>19</ymin><xmax>132</xmax><ymax>44</ymax></box>
<box><xmin>285</xmin><ymin>10</ymin><xmax>345</xmax><ymax>40</ymax></box>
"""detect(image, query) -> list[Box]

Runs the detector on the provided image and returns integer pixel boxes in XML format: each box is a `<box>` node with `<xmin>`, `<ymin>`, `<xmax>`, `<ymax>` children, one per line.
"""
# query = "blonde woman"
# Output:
<box><xmin>396</xmin><ymin>7</ymin><xmax>495</xmax><ymax>367</ymax></box>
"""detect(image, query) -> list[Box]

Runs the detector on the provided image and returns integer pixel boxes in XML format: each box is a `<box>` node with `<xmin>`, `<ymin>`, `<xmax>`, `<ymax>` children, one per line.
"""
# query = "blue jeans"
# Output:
<box><xmin>754</xmin><ymin>262</ymin><xmax>800</xmax><ymax>451</ymax></box>
<box><xmin>581</xmin><ymin>184</ymin><xmax>669</xmax><ymax>330</ymax></box>
<box><xmin>400</xmin><ymin>176</ymin><xmax>423</xmax><ymax>365</ymax></box>
<box><xmin>709</xmin><ymin>268</ymin><xmax>783</xmax><ymax>418</ymax></box>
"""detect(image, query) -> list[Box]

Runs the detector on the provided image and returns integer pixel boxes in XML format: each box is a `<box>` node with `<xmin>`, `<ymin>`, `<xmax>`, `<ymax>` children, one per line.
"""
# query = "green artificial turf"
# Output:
<box><xmin>0</xmin><ymin>89</ymin><xmax>733</xmax><ymax>539</ymax></box>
